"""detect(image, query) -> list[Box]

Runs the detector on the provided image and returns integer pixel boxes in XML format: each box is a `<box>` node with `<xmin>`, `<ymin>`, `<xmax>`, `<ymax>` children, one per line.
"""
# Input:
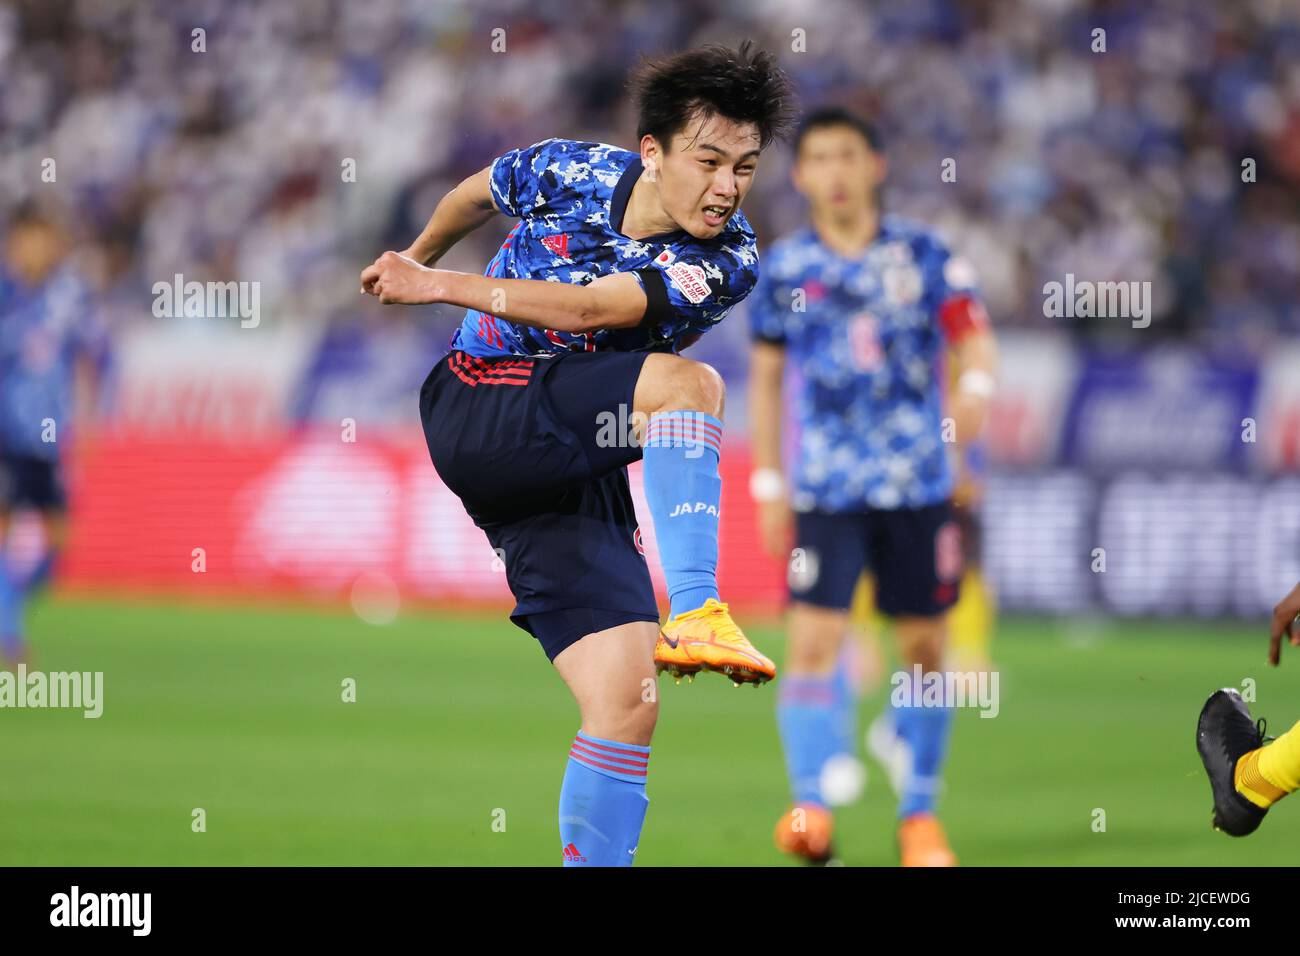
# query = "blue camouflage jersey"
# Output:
<box><xmin>0</xmin><ymin>267</ymin><xmax>96</xmax><ymax>462</ymax></box>
<box><xmin>450</xmin><ymin>138</ymin><xmax>759</xmax><ymax>357</ymax></box>
<box><xmin>748</xmin><ymin>217</ymin><xmax>985</xmax><ymax>512</ymax></box>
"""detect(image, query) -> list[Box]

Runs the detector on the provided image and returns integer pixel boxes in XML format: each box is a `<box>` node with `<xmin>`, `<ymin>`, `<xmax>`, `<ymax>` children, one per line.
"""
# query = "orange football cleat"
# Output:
<box><xmin>655</xmin><ymin>598</ymin><xmax>776</xmax><ymax>685</ymax></box>
<box><xmin>773</xmin><ymin>804</ymin><xmax>835</xmax><ymax>864</ymax></box>
<box><xmin>898</xmin><ymin>813</ymin><xmax>957</xmax><ymax>867</ymax></box>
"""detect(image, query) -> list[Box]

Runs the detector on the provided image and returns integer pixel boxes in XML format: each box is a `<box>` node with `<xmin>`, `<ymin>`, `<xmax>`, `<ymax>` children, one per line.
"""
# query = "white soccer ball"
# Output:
<box><xmin>820</xmin><ymin>753</ymin><xmax>868</xmax><ymax>807</ymax></box>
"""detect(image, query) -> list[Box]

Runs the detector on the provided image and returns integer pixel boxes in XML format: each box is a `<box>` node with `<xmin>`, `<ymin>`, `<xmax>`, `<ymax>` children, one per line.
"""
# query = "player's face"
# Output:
<box><xmin>5</xmin><ymin>221</ymin><xmax>65</xmax><ymax>286</ymax></box>
<box><xmin>792</xmin><ymin>125</ymin><xmax>884</xmax><ymax>219</ymax></box>
<box><xmin>646</xmin><ymin>113</ymin><xmax>762</xmax><ymax>240</ymax></box>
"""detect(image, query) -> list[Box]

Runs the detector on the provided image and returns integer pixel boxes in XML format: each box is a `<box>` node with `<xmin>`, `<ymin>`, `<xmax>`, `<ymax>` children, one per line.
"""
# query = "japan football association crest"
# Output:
<box><xmin>882</xmin><ymin>262</ymin><xmax>922</xmax><ymax>305</ymax></box>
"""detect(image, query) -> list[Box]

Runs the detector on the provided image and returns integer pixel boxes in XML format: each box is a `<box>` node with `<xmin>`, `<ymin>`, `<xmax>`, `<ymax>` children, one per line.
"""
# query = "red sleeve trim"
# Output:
<box><xmin>938</xmin><ymin>294</ymin><xmax>990</xmax><ymax>342</ymax></box>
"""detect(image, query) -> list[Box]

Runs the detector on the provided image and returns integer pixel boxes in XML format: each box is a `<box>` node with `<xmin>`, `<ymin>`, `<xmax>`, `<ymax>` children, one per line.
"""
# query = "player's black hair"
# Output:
<box><xmin>7</xmin><ymin>200</ymin><xmax>54</xmax><ymax>229</ymax></box>
<box><xmin>630</xmin><ymin>41</ymin><xmax>796</xmax><ymax>152</ymax></box>
<box><xmin>793</xmin><ymin>107</ymin><xmax>884</xmax><ymax>155</ymax></box>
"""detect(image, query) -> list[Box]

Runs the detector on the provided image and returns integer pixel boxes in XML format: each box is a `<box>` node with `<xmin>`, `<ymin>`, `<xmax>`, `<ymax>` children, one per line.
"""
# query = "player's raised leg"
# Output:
<box><xmin>633</xmin><ymin>353</ymin><xmax>775</xmax><ymax>685</ymax></box>
<box><xmin>553</xmin><ymin>621</ymin><xmax>660</xmax><ymax>866</ymax></box>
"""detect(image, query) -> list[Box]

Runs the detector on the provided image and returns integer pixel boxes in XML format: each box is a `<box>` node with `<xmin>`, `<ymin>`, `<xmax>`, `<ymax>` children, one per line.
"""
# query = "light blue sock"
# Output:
<box><xmin>559</xmin><ymin>731</ymin><xmax>650</xmax><ymax>867</ymax></box>
<box><xmin>641</xmin><ymin>411</ymin><xmax>722</xmax><ymax>618</ymax></box>
<box><xmin>893</xmin><ymin>700</ymin><xmax>954</xmax><ymax>819</ymax></box>
<box><xmin>777</xmin><ymin>675</ymin><xmax>839</xmax><ymax>806</ymax></box>
<box><xmin>0</xmin><ymin>554</ymin><xmax>25</xmax><ymax>659</ymax></box>
<box><xmin>22</xmin><ymin>547</ymin><xmax>57</xmax><ymax>594</ymax></box>
<box><xmin>829</xmin><ymin>646</ymin><xmax>859</xmax><ymax>757</ymax></box>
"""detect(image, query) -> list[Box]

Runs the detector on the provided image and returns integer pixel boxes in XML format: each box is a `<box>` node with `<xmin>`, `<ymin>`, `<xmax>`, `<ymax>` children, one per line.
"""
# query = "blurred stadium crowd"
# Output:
<box><xmin>2</xmin><ymin>0</ymin><xmax>1298</xmax><ymax>359</ymax></box>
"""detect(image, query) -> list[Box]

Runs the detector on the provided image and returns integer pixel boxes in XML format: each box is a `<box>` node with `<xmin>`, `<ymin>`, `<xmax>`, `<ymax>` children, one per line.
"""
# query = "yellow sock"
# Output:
<box><xmin>1257</xmin><ymin>720</ymin><xmax>1300</xmax><ymax>793</ymax></box>
<box><xmin>1235</xmin><ymin>719</ymin><xmax>1300</xmax><ymax>809</ymax></box>
<box><xmin>851</xmin><ymin>575</ymin><xmax>886</xmax><ymax>634</ymax></box>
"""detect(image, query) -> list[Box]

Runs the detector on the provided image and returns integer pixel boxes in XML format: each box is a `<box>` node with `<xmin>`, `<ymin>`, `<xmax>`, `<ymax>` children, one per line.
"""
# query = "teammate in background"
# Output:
<box><xmin>0</xmin><ymin>208</ymin><xmax>99</xmax><ymax>667</ymax></box>
<box><xmin>360</xmin><ymin>44</ymin><xmax>794</xmax><ymax>867</ymax></box>
<box><xmin>748</xmin><ymin>108</ymin><xmax>997</xmax><ymax>866</ymax></box>
<box><xmin>1197</xmin><ymin>580</ymin><xmax>1300</xmax><ymax>836</ymax></box>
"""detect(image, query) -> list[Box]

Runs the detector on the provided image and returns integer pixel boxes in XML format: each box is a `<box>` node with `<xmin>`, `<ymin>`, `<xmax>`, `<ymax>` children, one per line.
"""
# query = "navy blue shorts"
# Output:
<box><xmin>419</xmin><ymin>349</ymin><xmax>660</xmax><ymax>661</ymax></box>
<box><xmin>789</xmin><ymin>502</ymin><xmax>962</xmax><ymax>617</ymax></box>
<box><xmin>0</xmin><ymin>454</ymin><xmax>66</xmax><ymax>512</ymax></box>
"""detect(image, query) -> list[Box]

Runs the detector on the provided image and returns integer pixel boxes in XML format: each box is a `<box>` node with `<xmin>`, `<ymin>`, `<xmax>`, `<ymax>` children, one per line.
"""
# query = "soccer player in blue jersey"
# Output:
<box><xmin>748</xmin><ymin>108</ymin><xmax>997</xmax><ymax>865</ymax></box>
<box><xmin>360</xmin><ymin>43</ymin><xmax>795</xmax><ymax>866</ymax></box>
<box><xmin>0</xmin><ymin>208</ymin><xmax>99</xmax><ymax>666</ymax></box>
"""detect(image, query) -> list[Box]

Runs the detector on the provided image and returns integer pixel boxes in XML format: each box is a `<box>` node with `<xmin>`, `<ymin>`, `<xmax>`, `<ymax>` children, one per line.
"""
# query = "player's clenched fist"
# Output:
<box><xmin>360</xmin><ymin>250</ymin><xmax>436</xmax><ymax>304</ymax></box>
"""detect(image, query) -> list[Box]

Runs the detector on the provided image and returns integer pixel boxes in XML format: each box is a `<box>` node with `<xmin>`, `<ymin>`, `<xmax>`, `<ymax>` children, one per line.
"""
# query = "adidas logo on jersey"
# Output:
<box><xmin>562</xmin><ymin>842</ymin><xmax>587</xmax><ymax>863</ymax></box>
<box><xmin>541</xmin><ymin>233</ymin><xmax>570</xmax><ymax>259</ymax></box>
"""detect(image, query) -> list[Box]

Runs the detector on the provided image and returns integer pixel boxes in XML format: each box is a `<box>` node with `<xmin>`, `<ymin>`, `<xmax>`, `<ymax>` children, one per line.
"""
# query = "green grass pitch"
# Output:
<box><xmin>3</xmin><ymin>595</ymin><xmax>1298</xmax><ymax>866</ymax></box>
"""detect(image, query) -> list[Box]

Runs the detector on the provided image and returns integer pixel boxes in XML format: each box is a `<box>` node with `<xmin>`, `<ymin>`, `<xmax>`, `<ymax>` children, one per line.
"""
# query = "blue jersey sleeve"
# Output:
<box><xmin>925</xmin><ymin>237</ymin><xmax>989</xmax><ymax>341</ymax></box>
<box><xmin>634</xmin><ymin>226</ymin><xmax>759</xmax><ymax>347</ymax></box>
<box><xmin>933</xmin><ymin>244</ymin><xmax>981</xmax><ymax>301</ymax></box>
<box><xmin>488</xmin><ymin>138</ymin><xmax>576</xmax><ymax>219</ymax></box>
<box><xmin>911</xmin><ymin>230</ymin><xmax>978</xmax><ymax>306</ymax></box>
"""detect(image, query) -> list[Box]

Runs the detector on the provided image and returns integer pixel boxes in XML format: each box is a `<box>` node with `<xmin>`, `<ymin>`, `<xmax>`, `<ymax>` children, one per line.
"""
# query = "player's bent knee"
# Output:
<box><xmin>585</xmin><ymin>697</ymin><xmax>658</xmax><ymax>747</ymax></box>
<box><xmin>635</xmin><ymin>354</ymin><xmax>725</xmax><ymax>418</ymax></box>
<box><xmin>678</xmin><ymin>360</ymin><xmax>725</xmax><ymax>416</ymax></box>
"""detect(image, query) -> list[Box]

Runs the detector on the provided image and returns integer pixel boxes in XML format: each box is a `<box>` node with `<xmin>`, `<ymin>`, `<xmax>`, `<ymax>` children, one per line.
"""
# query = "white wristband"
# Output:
<box><xmin>957</xmin><ymin>369</ymin><xmax>996</xmax><ymax>399</ymax></box>
<box><xmin>749</xmin><ymin>468</ymin><xmax>786</xmax><ymax>503</ymax></box>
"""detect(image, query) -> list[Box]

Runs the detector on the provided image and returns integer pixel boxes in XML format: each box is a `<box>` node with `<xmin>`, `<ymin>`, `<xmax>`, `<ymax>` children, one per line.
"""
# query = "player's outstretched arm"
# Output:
<box><xmin>361</xmin><ymin>159</ymin><xmax>648</xmax><ymax>330</ymax></box>
<box><xmin>1269</xmin><ymin>580</ymin><xmax>1300</xmax><ymax>666</ymax></box>
<box><xmin>361</xmin><ymin>252</ymin><xmax>648</xmax><ymax>333</ymax></box>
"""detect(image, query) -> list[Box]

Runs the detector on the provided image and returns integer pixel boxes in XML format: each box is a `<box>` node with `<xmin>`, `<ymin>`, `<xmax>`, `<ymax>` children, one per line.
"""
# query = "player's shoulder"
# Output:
<box><xmin>501</xmin><ymin>138</ymin><xmax>634</xmax><ymax>191</ymax></box>
<box><xmin>534</xmin><ymin>138</ymin><xmax>636</xmax><ymax>166</ymax></box>
<box><xmin>880</xmin><ymin>214</ymin><xmax>951</xmax><ymax>256</ymax></box>
<box><xmin>881</xmin><ymin>215</ymin><xmax>979</xmax><ymax>291</ymax></box>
